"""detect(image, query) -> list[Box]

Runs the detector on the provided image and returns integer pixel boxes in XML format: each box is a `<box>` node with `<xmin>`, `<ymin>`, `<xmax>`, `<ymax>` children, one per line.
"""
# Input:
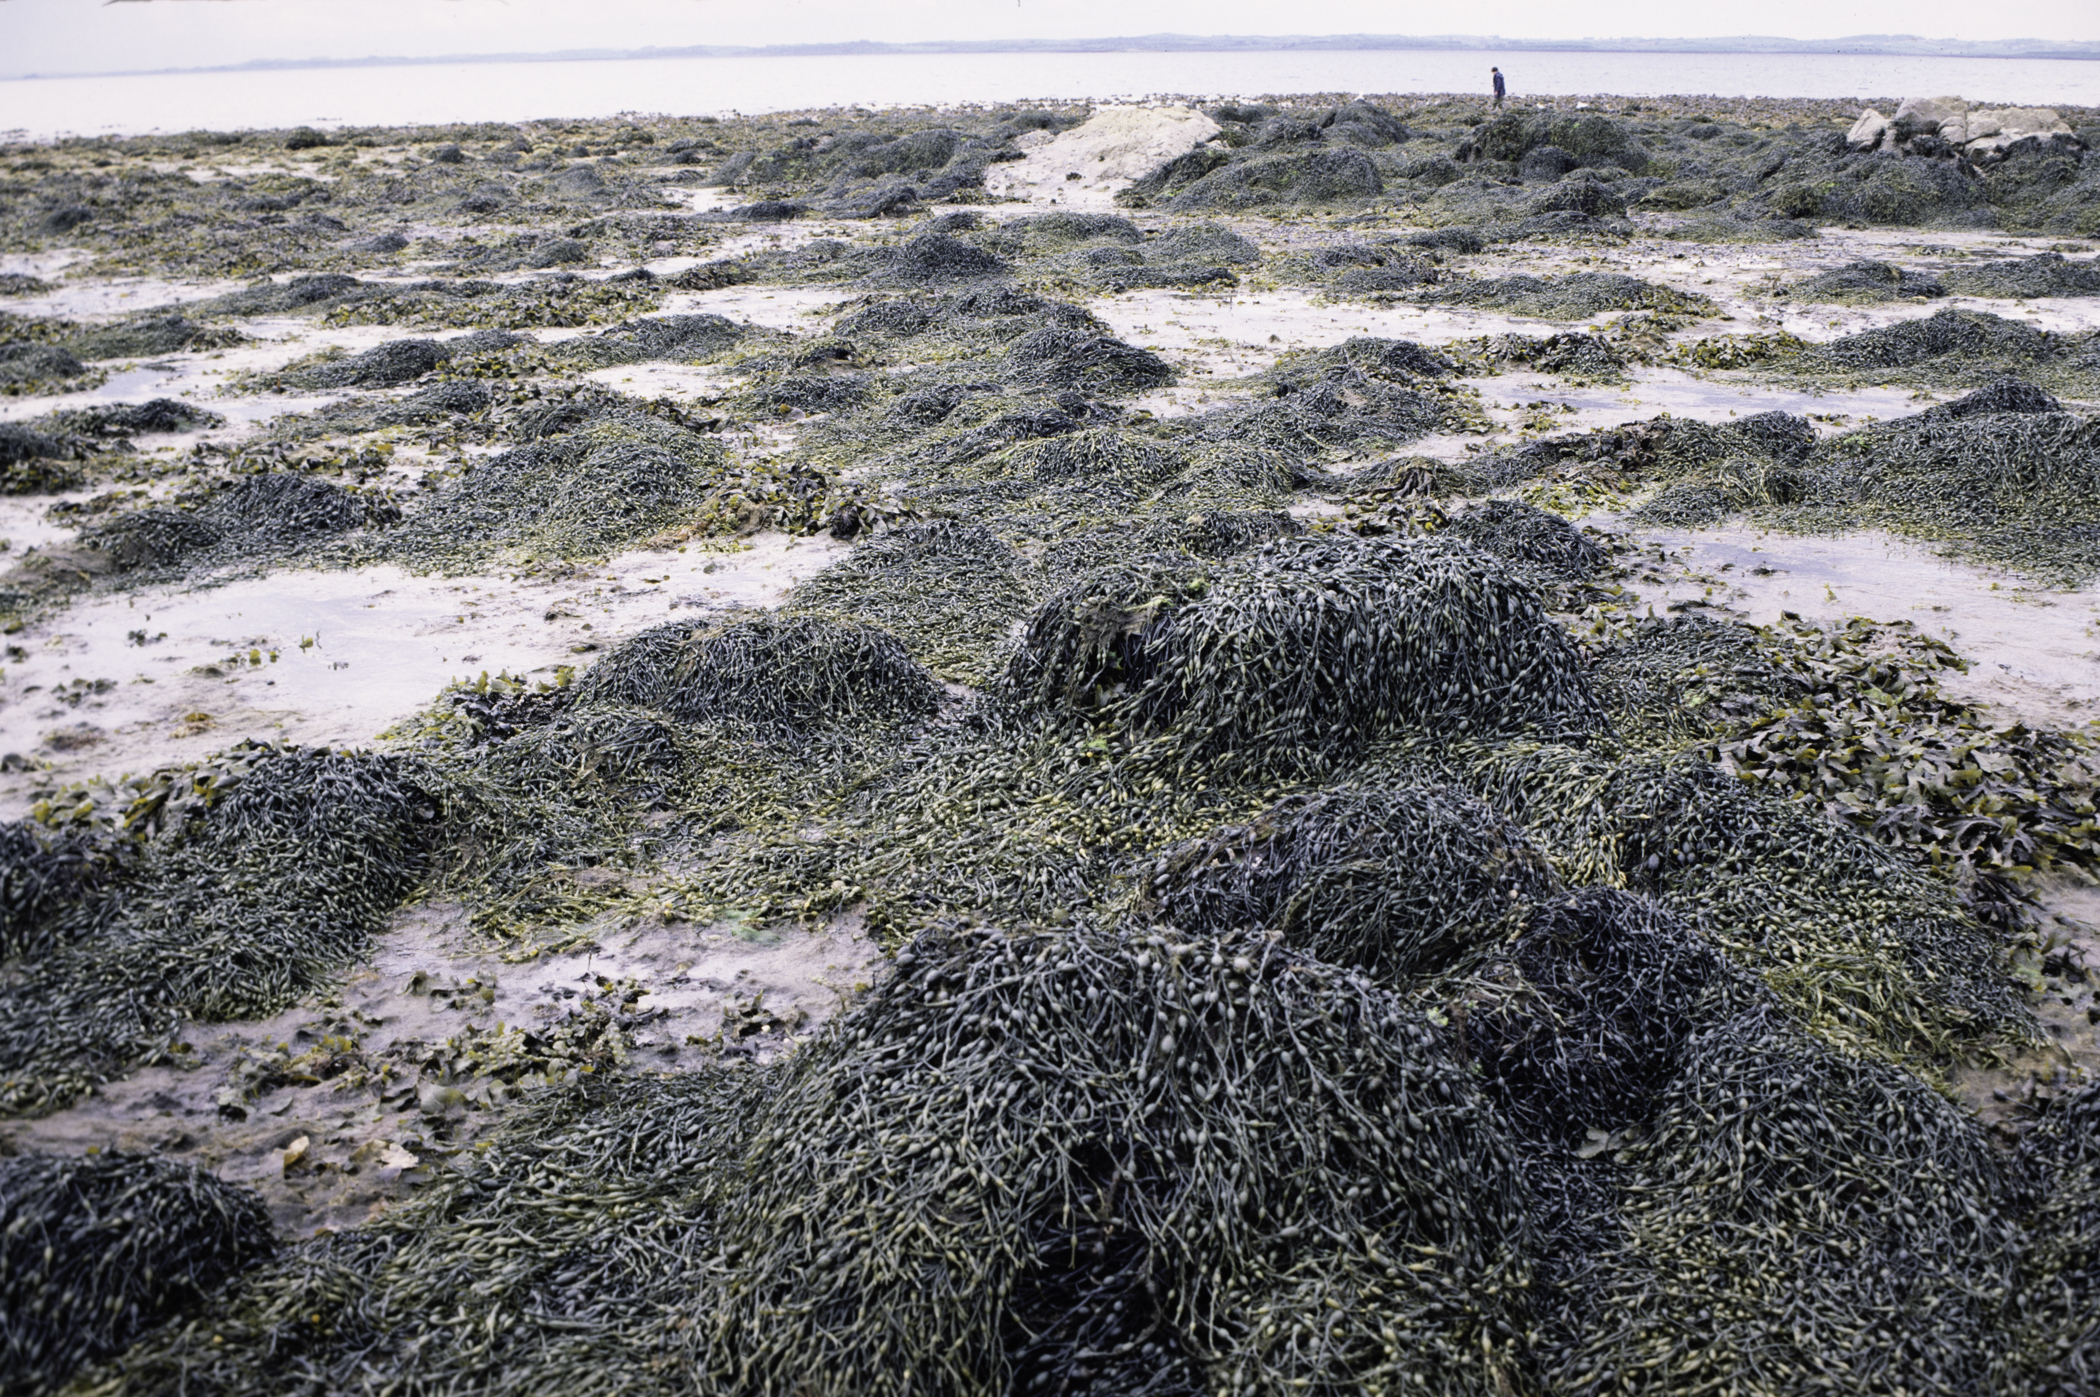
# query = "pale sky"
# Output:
<box><xmin>2</xmin><ymin>0</ymin><xmax>2096</xmax><ymax>78</ymax></box>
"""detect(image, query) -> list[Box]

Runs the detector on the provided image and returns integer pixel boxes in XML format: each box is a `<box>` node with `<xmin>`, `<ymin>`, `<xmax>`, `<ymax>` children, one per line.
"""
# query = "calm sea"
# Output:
<box><xmin>2</xmin><ymin>48</ymin><xmax>2097</xmax><ymax>141</ymax></box>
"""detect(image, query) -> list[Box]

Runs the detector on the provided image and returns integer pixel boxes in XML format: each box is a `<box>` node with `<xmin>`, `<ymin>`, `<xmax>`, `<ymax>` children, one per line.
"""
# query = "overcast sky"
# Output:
<box><xmin>4</xmin><ymin>0</ymin><xmax>2097</xmax><ymax>78</ymax></box>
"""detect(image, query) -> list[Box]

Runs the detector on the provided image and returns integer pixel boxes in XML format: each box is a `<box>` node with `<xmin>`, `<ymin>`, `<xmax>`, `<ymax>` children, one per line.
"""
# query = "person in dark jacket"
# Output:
<box><xmin>1492</xmin><ymin>67</ymin><xmax>1506</xmax><ymax>108</ymax></box>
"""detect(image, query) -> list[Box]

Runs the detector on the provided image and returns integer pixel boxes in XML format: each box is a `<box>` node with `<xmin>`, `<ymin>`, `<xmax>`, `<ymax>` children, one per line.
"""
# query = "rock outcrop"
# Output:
<box><xmin>1849</xmin><ymin>96</ymin><xmax>2083</xmax><ymax>164</ymax></box>
<box><xmin>985</xmin><ymin>105</ymin><xmax>1223</xmax><ymax>208</ymax></box>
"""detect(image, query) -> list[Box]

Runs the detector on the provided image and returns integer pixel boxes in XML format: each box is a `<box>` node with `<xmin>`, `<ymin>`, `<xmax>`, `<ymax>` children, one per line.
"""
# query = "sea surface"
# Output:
<box><xmin>1</xmin><ymin>48</ymin><xmax>2098</xmax><ymax>140</ymax></box>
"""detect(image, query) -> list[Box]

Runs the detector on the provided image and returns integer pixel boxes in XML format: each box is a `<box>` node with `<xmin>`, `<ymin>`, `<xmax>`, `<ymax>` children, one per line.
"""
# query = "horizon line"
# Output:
<box><xmin>7</xmin><ymin>30</ymin><xmax>2100</xmax><ymax>84</ymax></box>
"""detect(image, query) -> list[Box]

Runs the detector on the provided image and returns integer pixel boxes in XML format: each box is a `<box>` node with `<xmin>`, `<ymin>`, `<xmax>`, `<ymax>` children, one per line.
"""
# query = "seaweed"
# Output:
<box><xmin>0</xmin><ymin>745</ymin><xmax>440</xmax><ymax>1113</ymax></box>
<box><xmin>787</xmin><ymin>519</ymin><xmax>1036</xmax><ymax>683</ymax></box>
<box><xmin>0</xmin><ymin>1153</ymin><xmax>274</xmax><ymax>1392</ymax></box>
<box><xmin>1414</xmin><ymin>272</ymin><xmax>1718</xmax><ymax>321</ymax></box>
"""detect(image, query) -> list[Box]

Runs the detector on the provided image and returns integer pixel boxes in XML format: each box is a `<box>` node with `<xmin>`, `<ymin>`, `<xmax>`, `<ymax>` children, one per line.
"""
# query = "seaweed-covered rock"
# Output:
<box><xmin>1146</xmin><ymin>222</ymin><xmax>1260</xmax><ymax>265</ymax></box>
<box><xmin>1944</xmin><ymin>251</ymin><xmax>2100</xmax><ymax>298</ymax></box>
<box><xmin>1139</xmin><ymin>785</ymin><xmax>1555</xmax><ymax>979</ymax></box>
<box><xmin>571</xmin><ymin>615</ymin><xmax>940</xmax><ymax>736</ymax></box>
<box><xmin>1419</xmin><ymin>272</ymin><xmax>1715</xmax><ymax>320</ymax></box>
<box><xmin>198</xmin><ymin>273</ymin><xmax>361</xmax><ymax>317</ymax></box>
<box><xmin>67</xmin><ymin>314</ymin><xmax>225</xmax><ymax>360</ymax></box>
<box><xmin>1783</xmin><ymin>259</ymin><xmax>1946</xmax><ymax>302</ymax></box>
<box><xmin>788</xmin><ymin>519</ymin><xmax>1035</xmax><ymax>683</ymax></box>
<box><xmin>560</xmin><ymin>313</ymin><xmax>744</xmax><ymax>367</ymax></box>
<box><xmin>0</xmin><ymin>746</ymin><xmax>439</xmax><ymax>1112</ymax></box>
<box><xmin>1795</xmin><ymin>307</ymin><xmax>2059</xmax><ymax>376</ymax></box>
<box><xmin>47</xmin><ymin>398</ymin><xmax>224</xmax><ymax>437</ymax></box>
<box><xmin>1163</xmin><ymin>147</ymin><xmax>1385</xmax><ymax>212</ymax></box>
<box><xmin>1928</xmin><ymin>377</ymin><xmax>2062</xmax><ymax>418</ymax></box>
<box><xmin>74</xmin><ymin>473</ymin><xmax>384</xmax><ymax>571</ymax></box>
<box><xmin>1301</xmin><ymin>242</ymin><xmax>1440</xmax><ymax>294</ymax></box>
<box><xmin>710</xmin><ymin>920</ymin><xmax>1536</xmax><ymax>1396</ymax></box>
<box><xmin>0</xmin><ymin>1153</ymin><xmax>274</xmax><ymax>1393</ymax></box>
<box><xmin>1527</xmin><ymin>172</ymin><xmax>1632</xmax><ymax>218</ymax></box>
<box><xmin>1460</xmin><ymin>411</ymin><xmax>1811</xmax><ymax>493</ymax></box>
<box><xmin>380</xmin><ymin>412</ymin><xmax>731</xmax><ymax>569</ymax></box>
<box><xmin>872</xmin><ymin>231</ymin><xmax>1009</xmax><ymax>284</ymax></box>
<box><xmin>1469</xmin><ymin>111</ymin><xmax>1650</xmax><ymax>174</ymax></box>
<box><xmin>1458</xmin><ymin>331</ymin><xmax>1626</xmax><ymax>380</ymax></box>
<box><xmin>1444</xmin><ymin>499</ymin><xmax>1606</xmax><ymax>581</ymax></box>
<box><xmin>279</xmin><ymin>337</ymin><xmax>448</xmax><ymax>389</ymax></box>
<box><xmin>0</xmin><ymin>421</ymin><xmax>80</xmax><ymax>469</ymax></box>
<box><xmin>0</xmin><ymin>340</ymin><xmax>88</xmax><ymax>387</ymax></box>
<box><xmin>1469</xmin><ymin>889</ymin><xmax>1729</xmax><ymax>1144</ymax></box>
<box><xmin>1802</xmin><ymin>404</ymin><xmax>2100</xmax><ymax>579</ymax></box>
<box><xmin>1001</xmin><ymin>533</ymin><xmax>1603</xmax><ymax>772</ymax></box>
<box><xmin>1541</xmin><ymin>1001</ymin><xmax>2023</xmax><ymax>1396</ymax></box>
<box><xmin>1002</xmin><ymin>326</ymin><xmax>1173</xmax><ymax>396</ymax></box>
<box><xmin>985</xmin><ymin>212</ymin><xmax>1142</xmax><ymax>252</ymax></box>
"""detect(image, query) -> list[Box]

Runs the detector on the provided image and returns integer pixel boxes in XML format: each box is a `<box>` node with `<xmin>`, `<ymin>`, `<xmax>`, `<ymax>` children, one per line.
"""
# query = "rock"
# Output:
<box><xmin>1893</xmin><ymin>95</ymin><xmax>1969</xmax><ymax>143</ymax></box>
<box><xmin>985</xmin><ymin>105</ymin><xmax>1222</xmax><ymax>209</ymax></box>
<box><xmin>1963</xmin><ymin>106</ymin><xmax>2081</xmax><ymax>163</ymax></box>
<box><xmin>553</xmin><ymin>163</ymin><xmax>607</xmax><ymax>198</ymax></box>
<box><xmin>1847</xmin><ymin>109</ymin><xmax>1891</xmax><ymax>151</ymax></box>
<box><xmin>1518</xmin><ymin>145</ymin><xmax>1580</xmax><ymax>182</ymax></box>
<box><xmin>1870</xmin><ymin>97</ymin><xmax>2083</xmax><ymax>165</ymax></box>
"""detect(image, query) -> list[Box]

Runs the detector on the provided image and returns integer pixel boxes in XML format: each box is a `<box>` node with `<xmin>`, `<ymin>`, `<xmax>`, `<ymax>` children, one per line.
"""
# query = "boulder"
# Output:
<box><xmin>985</xmin><ymin>105</ymin><xmax>1222</xmax><ymax>209</ymax></box>
<box><xmin>1868</xmin><ymin>97</ymin><xmax>2085</xmax><ymax>165</ymax></box>
<box><xmin>1963</xmin><ymin>106</ymin><xmax>2081</xmax><ymax>163</ymax></box>
<box><xmin>1893</xmin><ymin>95</ymin><xmax>1969</xmax><ymax>143</ymax></box>
<box><xmin>1847</xmin><ymin>109</ymin><xmax>1892</xmax><ymax>152</ymax></box>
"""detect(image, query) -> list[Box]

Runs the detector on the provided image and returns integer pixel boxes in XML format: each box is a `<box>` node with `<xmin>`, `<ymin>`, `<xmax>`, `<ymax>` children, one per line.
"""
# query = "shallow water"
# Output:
<box><xmin>6</xmin><ymin>48</ymin><xmax>2100</xmax><ymax>141</ymax></box>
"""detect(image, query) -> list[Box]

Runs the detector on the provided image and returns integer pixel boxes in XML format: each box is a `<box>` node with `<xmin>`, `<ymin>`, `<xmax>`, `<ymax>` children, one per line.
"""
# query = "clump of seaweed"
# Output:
<box><xmin>0</xmin><ymin>1153</ymin><xmax>274</xmax><ymax>1392</ymax></box>
<box><xmin>1799</xmin><ymin>398</ymin><xmax>2100</xmax><ymax>580</ymax></box>
<box><xmin>43</xmin><ymin>398</ymin><xmax>224</xmax><ymax>438</ymax></box>
<box><xmin>1002</xmin><ymin>533</ymin><xmax>1604</xmax><ymax>773</ymax></box>
<box><xmin>569</xmin><ymin>614</ymin><xmax>941</xmax><ymax>736</ymax></box>
<box><xmin>1449</xmin><ymin>330</ymin><xmax>1626</xmax><ymax>380</ymax></box>
<box><xmin>1786</xmin><ymin>307</ymin><xmax>2083</xmax><ymax>386</ymax></box>
<box><xmin>1415</xmin><ymin>271</ymin><xmax>1718</xmax><ymax>320</ymax></box>
<box><xmin>1943</xmin><ymin>250</ymin><xmax>2100</xmax><ymax>298</ymax></box>
<box><xmin>68</xmin><ymin>471</ymin><xmax>395</xmax><ymax>576</ymax></box>
<box><xmin>1466</xmin><ymin>888</ymin><xmax>1730</xmax><ymax>1146</ymax></box>
<box><xmin>1443</xmin><ymin>498</ymin><xmax>1607</xmax><ymax>583</ymax></box>
<box><xmin>553</xmin><ymin>312</ymin><xmax>746</xmax><ymax>368</ymax></box>
<box><xmin>1457</xmin><ymin>409</ymin><xmax>1811</xmax><ymax>496</ymax></box>
<box><xmin>0</xmin><ymin>339</ymin><xmax>101</xmax><ymax>396</ymax></box>
<box><xmin>0</xmin><ymin>744</ymin><xmax>439</xmax><ymax>1112</ymax></box>
<box><xmin>1780</xmin><ymin>258</ymin><xmax>1946</xmax><ymax>302</ymax></box>
<box><xmin>1535</xmin><ymin>1000</ymin><xmax>2025</xmax><ymax>1396</ymax></box>
<box><xmin>1135</xmin><ymin>785</ymin><xmax>1554</xmax><ymax>980</ymax></box>
<box><xmin>373</xmin><ymin>409</ymin><xmax>747</xmax><ymax>570</ymax></box>
<box><xmin>709</xmin><ymin>920</ymin><xmax>1535</xmax><ymax>1396</ymax></box>
<box><xmin>1455</xmin><ymin>743</ymin><xmax>2031</xmax><ymax>1063</ymax></box>
<box><xmin>787</xmin><ymin>519</ymin><xmax>1036</xmax><ymax>683</ymax></box>
<box><xmin>263</xmin><ymin>329</ymin><xmax>519</xmax><ymax>390</ymax></box>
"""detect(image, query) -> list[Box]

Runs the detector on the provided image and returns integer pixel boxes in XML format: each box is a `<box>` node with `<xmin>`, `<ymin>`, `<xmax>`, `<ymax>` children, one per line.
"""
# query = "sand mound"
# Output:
<box><xmin>985</xmin><ymin>105</ymin><xmax>1222</xmax><ymax>208</ymax></box>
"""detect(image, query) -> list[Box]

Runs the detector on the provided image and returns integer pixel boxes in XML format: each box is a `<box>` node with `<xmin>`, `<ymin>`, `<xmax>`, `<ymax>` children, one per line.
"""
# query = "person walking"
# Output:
<box><xmin>1492</xmin><ymin>67</ymin><xmax>1506</xmax><ymax>109</ymax></box>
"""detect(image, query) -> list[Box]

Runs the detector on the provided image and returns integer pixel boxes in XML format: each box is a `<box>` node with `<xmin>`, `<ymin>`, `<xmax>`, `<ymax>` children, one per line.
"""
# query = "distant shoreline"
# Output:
<box><xmin>8</xmin><ymin>33</ymin><xmax>2100</xmax><ymax>85</ymax></box>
